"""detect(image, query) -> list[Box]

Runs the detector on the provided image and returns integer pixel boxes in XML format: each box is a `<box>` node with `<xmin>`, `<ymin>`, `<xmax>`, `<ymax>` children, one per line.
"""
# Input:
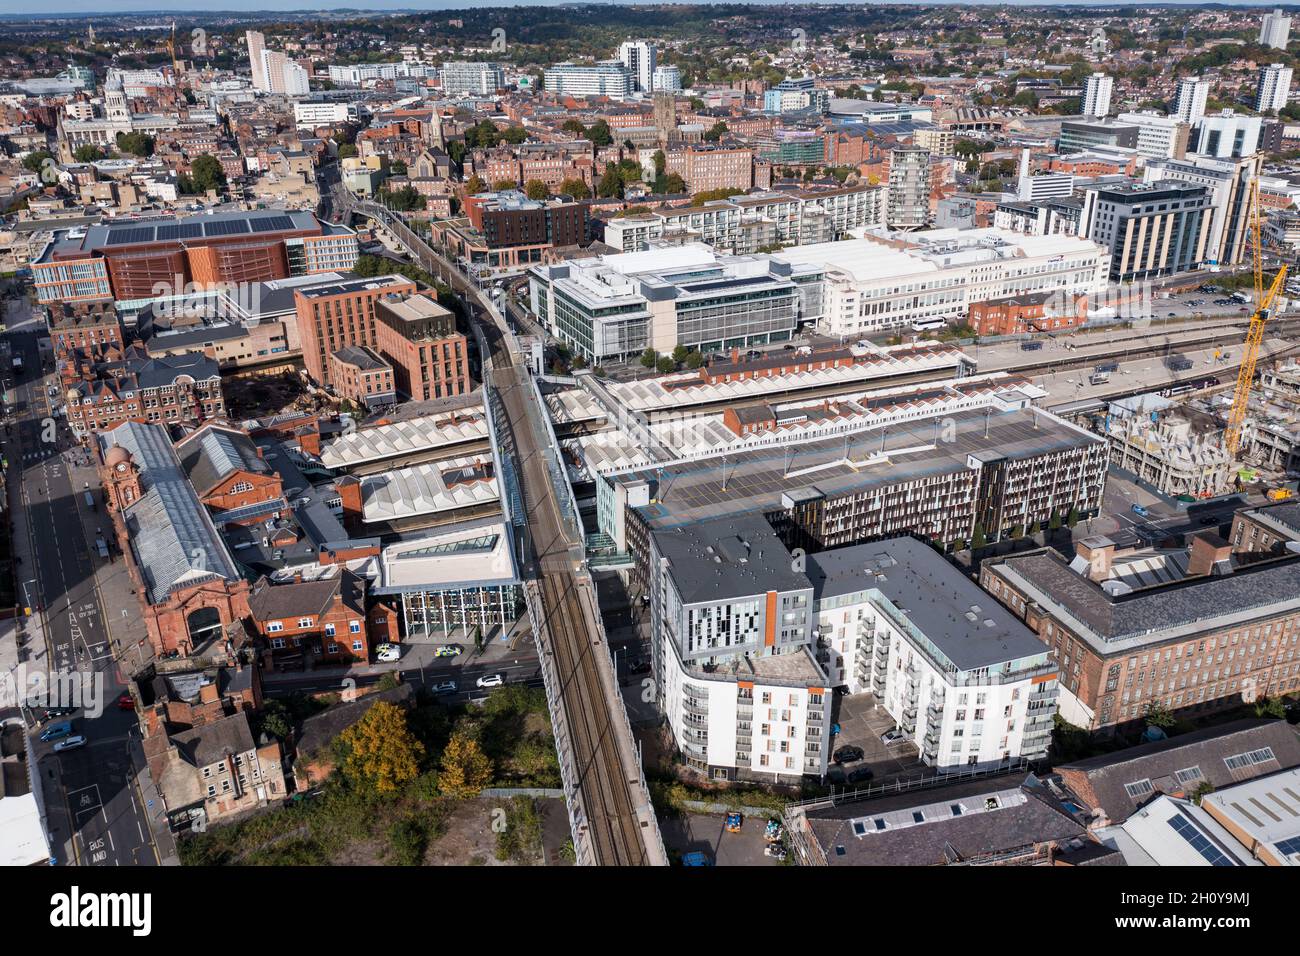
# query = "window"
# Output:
<box><xmin>1224</xmin><ymin>747</ymin><xmax>1277</xmax><ymax>771</ymax></box>
<box><xmin>352</xmin><ymin>640</ymin><xmax>364</xmax><ymax>651</ymax></box>
<box><xmin>267</xmin><ymin>621</ymin><xmax>283</xmax><ymax>633</ymax></box>
<box><xmin>298</xmin><ymin>617</ymin><xmax>313</xmax><ymax>628</ymax></box>
<box><xmin>350</xmin><ymin>621</ymin><xmax>361</xmax><ymax>633</ymax></box>
<box><xmin>324</xmin><ymin>623</ymin><xmax>336</xmax><ymax>637</ymax></box>
<box><xmin>270</xmin><ymin>637</ymin><xmax>286</xmax><ymax>650</ymax></box>
<box><xmin>1175</xmin><ymin>766</ymin><xmax>1205</xmax><ymax>786</ymax></box>
<box><xmin>1124</xmin><ymin>778</ymin><xmax>1156</xmax><ymax>799</ymax></box>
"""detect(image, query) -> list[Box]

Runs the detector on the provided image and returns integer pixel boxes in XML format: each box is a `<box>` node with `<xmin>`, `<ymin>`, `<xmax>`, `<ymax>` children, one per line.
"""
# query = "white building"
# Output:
<box><xmin>1255</xmin><ymin>62</ymin><xmax>1293</xmax><ymax>113</ymax></box>
<box><xmin>1142</xmin><ymin>153</ymin><xmax>1261</xmax><ymax>266</ymax></box>
<box><xmin>1193</xmin><ymin>110</ymin><xmax>1263</xmax><ymax>159</ymax></box>
<box><xmin>617</xmin><ymin>40</ymin><xmax>656</xmax><ymax>93</ymax></box>
<box><xmin>1172</xmin><ymin>76</ymin><xmax>1211</xmax><ymax>125</ymax></box>
<box><xmin>246</xmin><ymin>30</ymin><xmax>267</xmax><ymax>91</ymax></box>
<box><xmin>1115</xmin><ymin>111</ymin><xmax>1190</xmax><ymax>160</ymax></box>
<box><xmin>808</xmin><ymin>539</ymin><xmax>1059</xmax><ymax>769</ymax></box>
<box><xmin>440</xmin><ymin>61</ymin><xmax>505</xmax><ymax>95</ymax></box>
<box><xmin>1082</xmin><ymin>73</ymin><xmax>1113</xmax><ymax>118</ymax></box>
<box><xmin>261</xmin><ymin>51</ymin><xmax>309</xmax><ymax>97</ymax></box>
<box><xmin>652</xmin><ymin>64</ymin><xmax>681</xmax><ymax>93</ymax></box>
<box><xmin>1260</xmin><ymin>8</ymin><xmax>1292</xmax><ymax>50</ymax></box>
<box><xmin>543</xmin><ymin>61</ymin><xmax>633</xmax><ymax>100</ymax></box>
<box><xmin>293</xmin><ymin>101</ymin><xmax>358</xmax><ymax>128</ymax></box>
<box><xmin>771</xmin><ymin>227</ymin><xmax>1109</xmax><ymax>337</ymax></box>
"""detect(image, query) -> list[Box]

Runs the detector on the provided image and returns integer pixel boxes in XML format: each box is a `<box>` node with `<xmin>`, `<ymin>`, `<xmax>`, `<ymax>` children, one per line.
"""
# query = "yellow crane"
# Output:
<box><xmin>166</xmin><ymin>22</ymin><xmax>181</xmax><ymax>80</ymax></box>
<box><xmin>1224</xmin><ymin>176</ymin><xmax>1287</xmax><ymax>457</ymax></box>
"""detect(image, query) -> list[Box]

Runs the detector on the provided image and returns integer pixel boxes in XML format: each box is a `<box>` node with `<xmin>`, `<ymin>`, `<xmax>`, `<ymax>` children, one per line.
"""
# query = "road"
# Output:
<box><xmin>2</xmin><ymin>298</ymin><xmax>158</xmax><ymax>867</ymax></box>
<box><xmin>330</xmin><ymin>183</ymin><xmax>662</xmax><ymax>864</ymax></box>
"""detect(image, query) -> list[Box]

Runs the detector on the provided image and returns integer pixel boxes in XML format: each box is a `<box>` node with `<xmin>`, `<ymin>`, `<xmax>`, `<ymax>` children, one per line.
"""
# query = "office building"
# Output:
<box><xmin>981</xmin><ymin>534</ymin><xmax>1300</xmax><ymax>732</ymax></box>
<box><xmin>1193</xmin><ymin>111</ymin><xmax>1263</xmax><ymax>159</ymax></box>
<box><xmin>529</xmin><ymin>243</ymin><xmax>804</xmax><ymax>364</ymax></box>
<box><xmin>1173</xmin><ymin>77</ymin><xmax>1211</xmax><ymax>126</ymax></box>
<box><xmin>772</xmin><ymin>227</ymin><xmax>1108</xmax><ymax>338</ymax></box>
<box><xmin>328</xmin><ymin>346</ymin><xmax>396</xmax><ymax>410</ymax></box>
<box><xmin>1078</xmin><ymin>181</ymin><xmax>1212</xmax><ymax>282</ymax></box>
<box><xmin>1260</xmin><ymin>8</ymin><xmax>1292</xmax><ymax>50</ymax></box>
<box><xmin>617</xmin><ymin>40</ymin><xmax>656</xmax><ymax>93</ymax></box>
<box><xmin>293</xmin><ymin>274</ymin><xmax>419</xmax><ymax>387</ymax></box>
<box><xmin>1256</xmin><ymin>63</ymin><xmax>1293</xmax><ymax>113</ymax></box>
<box><xmin>1082</xmin><ymin>73</ymin><xmax>1114</xmax><ymax>118</ymax></box>
<box><xmin>543</xmin><ymin>61</ymin><xmax>634</xmax><ymax>100</ymax></box>
<box><xmin>31</xmin><ymin>210</ymin><xmax>359</xmax><ymax>308</ymax></box>
<box><xmin>886</xmin><ymin>147</ymin><xmax>929</xmax><ymax>231</ymax></box>
<box><xmin>1058</xmin><ymin>119</ymin><xmax>1140</xmax><ymax>154</ymax></box>
<box><xmin>1142</xmin><ymin>154</ymin><xmax>1262</xmax><ymax>266</ymax></box>
<box><xmin>440</xmin><ymin>61</ymin><xmax>505</xmax><ymax>95</ymax></box>
<box><xmin>1114</xmin><ymin>112</ymin><xmax>1190</xmax><ymax>160</ymax></box>
<box><xmin>763</xmin><ymin>76</ymin><xmax>829</xmax><ymax>114</ymax></box>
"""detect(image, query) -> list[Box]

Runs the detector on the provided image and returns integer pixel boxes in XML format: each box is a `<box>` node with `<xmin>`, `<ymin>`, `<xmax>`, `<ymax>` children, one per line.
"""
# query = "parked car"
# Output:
<box><xmin>1131</xmin><ymin>503</ymin><xmax>1150</xmax><ymax>518</ymax></box>
<box><xmin>845</xmin><ymin>766</ymin><xmax>874</xmax><ymax>785</ymax></box>
<box><xmin>626</xmin><ymin>657</ymin><xmax>651</xmax><ymax>675</ymax></box>
<box><xmin>431</xmin><ymin>680</ymin><xmax>458</xmax><ymax>696</ymax></box>
<box><xmin>115</xmin><ymin>693</ymin><xmax>135</xmax><ymax>711</ymax></box>
<box><xmin>39</xmin><ymin>721</ymin><xmax>73</xmax><ymax>742</ymax></box>
<box><xmin>681</xmin><ymin>851</ymin><xmax>714</xmax><ymax>867</ymax></box>
<box><xmin>880</xmin><ymin>728</ymin><xmax>906</xmax><ymax>746</ymax></box>
<box><xmin>433</xmin><ymin>644</ymin><xmax>463</xmax><ymax>658</ymax></box>
<box><xmin>375</xmin><ymin>643</ymin><xmax>401</xmax><ymax>663</ymax></box>
<box><xmin>52</xmin><ymin>735</ymin><xmax>87</xmax><ymax>753</ymax></box>
<box><xmin>833</xmin><ymin>745</ymin><xmax>865</xmax><ymax>764</ymax></box>
<box><xmin>475</xmin><ymin>673</ymin><xmax>504</xmax><ymax>688</ymax></box>
<box><xmin>40</xmin><ymin>708</ymin><xmax>74</xmax><ymax>723</ymax></box>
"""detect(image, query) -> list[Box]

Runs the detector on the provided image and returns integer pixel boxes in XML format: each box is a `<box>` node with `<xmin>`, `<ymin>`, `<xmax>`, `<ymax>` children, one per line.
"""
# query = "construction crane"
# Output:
<box><xmin>1224</xmin><ymin>176</ymin><xmax>1287</xmax><ymax>457</ymax></box>
<box><xmin>166</xmin><ymin>22</ymin><xmax>181</xmax><ymax>80</ymax></box>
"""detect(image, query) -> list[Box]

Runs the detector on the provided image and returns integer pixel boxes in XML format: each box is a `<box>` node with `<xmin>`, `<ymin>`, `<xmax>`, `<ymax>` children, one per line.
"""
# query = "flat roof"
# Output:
<box><xmin>376</xmin><ymin>519</ymin><xmax>519</xmax><ymax>592</ymax></box>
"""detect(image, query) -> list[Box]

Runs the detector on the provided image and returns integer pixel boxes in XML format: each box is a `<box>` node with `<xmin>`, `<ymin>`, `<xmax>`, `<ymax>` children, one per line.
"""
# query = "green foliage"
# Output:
<box><xmin>1190</xmin><ymin>780</ymin><xmax>1216</xmax><ymax>806</ymax></box>
<box><xmin>22</xmin><ymin>150</ymin><xmax>52</xmax><ymax>174</ymax></box>
<box><xmin>971</xmin><ymin>523</ymin><xmax>987</xmax><ymax>550</ymax></box>
<box><xmin>524</xmin><ymin>178</ymin><xmax>548</xmax><ymax>200</ymax></box>
<box><xmin>336</xmin><ymin>143</ymin><xmax>358</xmax><ymax>160</ymax></box>
<box><xmin>640</xmin><ymin>348</ymin><xmax>658</xmax><ymax>369</ymax></box>
<box><xmin>656</xmin><ymin>355</ymin><xmax>676</xmax><ymax>374</ymax></box>
<box><xmin>558</xmin><ymin>177</ymin><xmax>590</xmax><ymax>199</ymax></box>
<box><xmin>1142</xmin><ymin>701</ymin><xmax>1176</xmax><ymax>730</ymax></box>
<box><xmin>691</xmin><ymin>187</ymin><xmax>744</xmax><ymax>204</ymax></box>
<box><xmin>1253</xmin><ymin>696</ymin><xmax>1287</xmax><ymax>719</ymax></box>
<box><xmin>703</xmin><ymin>120</ymin><xmax>728</xmax><ymax>142</ymax></box>
<box><xmin>671</xmin><ymin>344</ymin><xmax>689</xmax><ymax>364</ymax></box>
<box><xmin>586</xmin><ymin>119</ymin><xmax>613</xmax><ymax>147</ymax></box>
<box><xmin>115</xmin><ymin>131</ymin><xmax>155</xmax><ymax>157</ymax></box>
<box><xmin>180</xmin><ymin>154</ymin><xmax>226</xmax><ymax>195</ymax></box>
<box><xmin>493</xmin><ymin>797</ymin><xmax>544</xmax><ymax>864</ymax></box>
<box><xmin>73</xmin><ymin>144</ymin><xmax>104</xmax><ymax>163</ymax></box>
<box><xmin>386</xmin><ymin>816</ymin><xmax>430</xmax><ymax>865</ymax></box>
<box><xmin>381</xmin><ymin>184</ymin><xmax>424</xmax><ymax>211</ymax></box>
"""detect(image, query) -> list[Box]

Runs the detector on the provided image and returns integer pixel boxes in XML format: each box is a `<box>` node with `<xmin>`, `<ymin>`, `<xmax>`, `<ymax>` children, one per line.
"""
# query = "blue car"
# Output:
<box><xmin>1131</xmin><ymin>504</ymin><xmax>1150</xmax><ymax>518</ymax></box>
<box><xmin>39</xmin><ymin>720</ymin><xmax>73</xmax><ymax>742</ymax></box>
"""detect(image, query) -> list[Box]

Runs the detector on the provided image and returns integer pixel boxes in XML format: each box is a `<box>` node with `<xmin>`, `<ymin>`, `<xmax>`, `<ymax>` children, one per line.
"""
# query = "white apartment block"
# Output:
<box><xmin>652</xmin><ymin>64</ymin><xmax>682</xmax><ymax>93</ymax></box>
<box><xmin>809</xmin><ymin>539</ymin><xmax>1059</xmax><ymax>769</ymax></box>
<box><xmin>618</xmin><ymin>40</ymin><xmax>656</xmax><ymax>93</ymax></box>
<box><xmin>1193</xmin><ymin>111</ymin><xmax>1263</xmax><ymax>159</ymax></box>
<box><xmin>294</xmin><ymin>101</ymin><xmax>358</xmax><ymax>128</ymax></box>
<box><xmin>543</xmin><ymin>61</ymin><xmax>633</xmax><ymax>100</ymax></box>
<box><xmin>440</xmin><ymin>61</ymin><xmax>505</xmax><ymax>95</ymax></box>
<box><xmin>1261</xmin><ymin>8</ymin><xmax>1292</xmax><ymax>50</ymax></box>
<box><xmin>1082</xmin><ymin>73</ymin><xmax>1113</xmax><ymax>118</ymax></box>
<box><xmin>1173</xmin><ymin>77</ymin><xmax>1211</xmax><ymax>126</ymax></box>
<box><xmin>772</xmin><ymin>227</ymin><xmax>1109</xmax><ymax>337</ymax></box>
<box><xmin>1255</xmin><ymin>63</ymin><xmax>1293</xmax><ymax>113</ymax></box>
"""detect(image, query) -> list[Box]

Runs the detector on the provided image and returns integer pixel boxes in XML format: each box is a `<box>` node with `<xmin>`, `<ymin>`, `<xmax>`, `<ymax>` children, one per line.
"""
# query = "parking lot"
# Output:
<box><xmin>658</xmin><ymin>812</ymin><xmax>785</xmax><ymax>866</ymax></box>
<box><xmin>827</xmin><ymin>693</ymin><xmax>922</xmax><ymax>785</ymax></box>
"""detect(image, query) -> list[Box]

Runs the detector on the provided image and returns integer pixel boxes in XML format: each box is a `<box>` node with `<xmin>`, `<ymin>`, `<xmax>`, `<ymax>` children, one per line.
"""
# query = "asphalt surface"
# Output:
<box><xmin>3</xmin><ymin>301</ymin><xmax>158</xmax><ymax>867</ymax></box>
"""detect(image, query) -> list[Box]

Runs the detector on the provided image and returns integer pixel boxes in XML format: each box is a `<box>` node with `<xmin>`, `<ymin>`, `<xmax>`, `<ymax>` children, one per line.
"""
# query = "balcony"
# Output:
<box><xmin>1029</xmin><ymin>688</ymin><xmax>1058</xmax><ymax>704</ymax></box>
<box><xmin>683</xmin><ymin>698</ymin><xmax>708</xmax><ymax>719</ymax></box>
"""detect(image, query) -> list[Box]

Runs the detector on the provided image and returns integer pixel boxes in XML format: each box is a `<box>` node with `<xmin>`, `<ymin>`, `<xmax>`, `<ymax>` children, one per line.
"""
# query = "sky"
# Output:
<box><xmin>0</xmin><ymin>0</ymin><xmax>1283</xmax><ymax>15</ymax></box>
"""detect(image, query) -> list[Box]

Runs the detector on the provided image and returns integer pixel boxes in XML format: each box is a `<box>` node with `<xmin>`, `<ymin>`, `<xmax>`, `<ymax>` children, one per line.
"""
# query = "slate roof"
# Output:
<box><xmin>803</xmin><ymin>774</ymin><xmax>1087</xmax><ymax>866</ymax></box>
<box><xmin>651</xmin><ymin>513</ymin><xmax>810</xmax><ymax>605</ymax></box>
<box><xmin>99</xmin><ymin>421</ymin><xmax>240</xmax><ymax>604</ymax></box>
<box><xmin>246</xmin><ymin>569</ymin><xmax>365</xmax><ymax>624</ymax></box>
<box><xmin>169</xmin><ymin>712</ymin><xmax>256</xmax><ymax>768</ymax></box>
<box><xmin>1056</xmin><ymin>719</ymin><xmax>1300</xmax><ymax>825</ymax></box>
<box><xmin>177</xmin><ymin>424</ymin><xmax>271</xmax><ymax>495</ymax></box>
<box><xmin>988</xmin><ymin>547</ymin><xmax>1300</xmax><ymax>649</ymax></box>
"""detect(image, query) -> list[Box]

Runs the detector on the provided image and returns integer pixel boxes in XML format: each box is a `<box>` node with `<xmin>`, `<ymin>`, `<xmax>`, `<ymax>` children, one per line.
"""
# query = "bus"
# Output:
<box><xmin>910</xmin><ymin>317</ymin><xmax>945</xmax><ymax>333</ymax></box>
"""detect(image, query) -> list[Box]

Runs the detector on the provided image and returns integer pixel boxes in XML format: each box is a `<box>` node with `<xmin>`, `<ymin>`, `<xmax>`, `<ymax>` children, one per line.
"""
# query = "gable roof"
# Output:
<box><xmin>177</xmin><ymin>424</ymin><xmax>271</xmax><ymax>495</ymax></box>
<box><xmin>1056</xmin><ymin>719</ymin><xmax>1300</xmax><ymax>825</ymax></box>
<box><xmin>246</xmin><ymin>569</ymin><xmax>365</xmax><ymax>624</ymax></box>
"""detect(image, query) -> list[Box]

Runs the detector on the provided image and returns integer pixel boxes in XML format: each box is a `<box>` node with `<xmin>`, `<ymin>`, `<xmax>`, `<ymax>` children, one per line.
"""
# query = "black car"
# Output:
<box><xmin>833</xmin><ymin>745</ymin><xmax>865</xmax><ymax>764</ymax></box>
<box><xmin>845</xmin><ymin>766</ymin><xmax>874</xmax><ymax>785</ymax></box>
<box><xmin>1198</xmin><ymin>515</ymin><xmax>1219</xmax><ymax>526</ymax></box>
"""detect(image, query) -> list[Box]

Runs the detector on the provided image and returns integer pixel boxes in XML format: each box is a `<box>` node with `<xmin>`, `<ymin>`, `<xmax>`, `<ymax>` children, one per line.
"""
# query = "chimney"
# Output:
<box><xmin>1075</xmin><ymin>535</ymin><xmax>1115</xmax><ymax>582</ymax></box>
<box><xmin>732</xmin><ymin>347</ymin><xmax>740</xmax><ymax>364</ymax></box>
<box><xmin>336</xmin><ymin>475</ymin><xmax>363</xmax><ymax>532</ymax></box>
<box><xmin>1187</xmin><ymin>532</ymin><xmax>1232</xmax><ymax>577</ymax></box>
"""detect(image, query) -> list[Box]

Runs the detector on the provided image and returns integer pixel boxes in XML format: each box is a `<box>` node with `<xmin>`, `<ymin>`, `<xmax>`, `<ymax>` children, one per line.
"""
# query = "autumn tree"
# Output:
<box><xmin>524</xmin><ymin>178</ymin><xmax>549</xmax><ymax>200</ymax></box>
<box><xmin>439</xmin><ymin>731</ymin><xmax>493</xmax><ymax>798</ymax></box>
<box><xmin>338</xmin><ymin>701</ymin><xmax>425</xmax><ymax>794</ymax></box>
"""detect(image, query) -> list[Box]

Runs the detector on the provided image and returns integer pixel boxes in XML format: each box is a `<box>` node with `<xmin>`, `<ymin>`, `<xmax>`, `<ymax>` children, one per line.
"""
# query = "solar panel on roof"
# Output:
<box><xmin>156</xmin><ymin>222</ymin><xmax>204</xmax><ymax>242</ymax></box>
<box><xmin>256</xmin><ymin>214</ymin><xmax>296</xmax><ymax>233</ymax></box>
<box><xmin>204</xmin><ymin>219</ymin><xmax>251</xmax><ymax>237</ymax></box>
<box><xmin>105</xmin><ymin>226</ymin><xmax>156</xmax><ymax>246</ymax></box>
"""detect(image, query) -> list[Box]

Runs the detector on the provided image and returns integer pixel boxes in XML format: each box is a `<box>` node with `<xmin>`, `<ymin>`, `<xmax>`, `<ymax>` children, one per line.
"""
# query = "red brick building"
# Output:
<box><xmin>175</xmin><ymin>423</ymin><xmax>283</xmax><ymax>517</ymax></box>
<box><xmin>246</xmin><ymin>569</ymin><xmax>374</xmax><ymax>665</ymax></box>
<box><xmin>66</xmin><ymin>348</ymin><xmax>226</xmax><ymax>438</ymax></box>
<box><xmin>328</xmin><ymin>345</ymin><xmax>397</xmax><ymax>409</ymax></box>
<box><xmin>293</xmin><ymin>274</ymin><xmax>418</xmax><ymax>387</ymax></box>
<box><xmin>373</xmin><ymin>292</ymin><xmax>472</xmax><ymax>401</ymax></box>
<box><xmin>968</xmin><ymin>292</ymin><xmax>1088</xmax><ymax>336</ymax></box>
<box><xmin>47</xmin><ymin>301</ymin><xmax>124</xmax><ymax>362</ymax></box>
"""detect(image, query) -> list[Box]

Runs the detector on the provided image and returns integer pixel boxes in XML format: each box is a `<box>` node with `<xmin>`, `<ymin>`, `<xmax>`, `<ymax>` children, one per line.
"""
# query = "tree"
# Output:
<box><xmin>558</xmin><ymin>177</ymin><xmax>590</xmax><ymax>199</ymax></box>
<box><xmin>388</xmin><ymin>160</ymin><xmax>407</xmax><ymax>175</ymax></box>
<box><xmin>640</xmin><ymin>348</ymin><xmax>658</xmax><ymax>369</ymax></box>
<box><xmin>1066</xmin><ymin>506</ymin><xmax>1080</xmax><ymax>529</ymax></box>
<box><xmin>336</xmin><ymin>143</ymin><xmax>357</xmax><ymax>160</ymax></box>
<box><xmin>971</xmin><ymin>523</ymin><xmax>987</xmax><ymax>550</ymax></box>
<box><xmin>21</xmin><ymin>150</ymin><xmax>52</xmax><ymax>174</ymax></box>
<box><xmin>703</xmin><ymin>120</ymin><xmax>728</xmax><ymax>142</ymax></box>
<box><xmin>182</xmin><ymin>154</ymin><xmax>226</xmax><ymax>195</ymax></box>
<box><xmin>438</xmin><ymin>731</ymin><xmax>493</xmax><ymax>798</ymax></box>
<box><xmin>655</xmin><ymin>172</ymin><xmax>686</xmax><ymax>195</ymax></box>
<box><xmin>656</xmin><ymin>355</ymin><xmax>676</xmax><ymax>374</ymax></box>
<box><xmin>338</xmin><ymin>701</ymin><xmax>425</xmax><ymax>794</ymax></box>
<box><xmin>382</xmin><ymin>185</ymin><xmax>424</xmax><ymax>211</ymax></box>
<box><xmin>465</xmin><ymin>175</ymin><xmax>486</xmax><ymax>194</ymax></box>
<box><xmin>1253</xmin><ymin>696</ymin><xmax>1287</xmax><ymax>719</ymax></box>
<box><xmin>597</xmin><ymin>162</ymin><xmax>623</xmax><ymax>199</ymax></box>
<box><xmin>671</xmin><ymin>345</ymin><xmax>689</xmax><ymax>365</ymax></box>
<box><xmin>73</xmin><ymin>144</ymin><xmax>104</xmax><ymax>163</ymax></box>
<box><xmin>524</xmin><ymin>178</ymin><xmax>548</xmax><ymax>200</ymax></box>
<box><xmin>492</xmin><ymin>179</ymin><xmax>517</xmax><ymax>191</ymax></box>
<box><xmin>685</xmin><ymin>350</ymin><xmax>705</xmax><ymax>369</ymax></box>
<box><xmin>1048</xmin><ymin>511</ymin><xmax>1062</xmax><ymax>531</ymax></box>
<box><xmin>115</xmin><ymin>131</ymin><xmax>155</xmax><ymax>157</ymax></box>
<box><xmin>652</xmin><ymin>149</ymin><xmax>666</xmax><ymax>177</ymax></box>
<box><xmin>1190</xmin><ymin>780</ymin><xmax>1216</xmax><ymax>806</ymax></box>
<box><xmin>500</xmin><ymin>126</ymin><xmax>528</xmax><ymax>145</ymax></box>
<box><xmin>1142</xmin><ymin>700</ymin><xmax>1176</xmax><ymax>730</ymax></box>
<box><xmin>587</xmin><ymin>119</ymin><xmax>613</xmax><ymax>147</ymax></box>
<box><xmin>561</xmin><ymin>119</ymin><xmax>587</xmax><ymax>137</ymax></box>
